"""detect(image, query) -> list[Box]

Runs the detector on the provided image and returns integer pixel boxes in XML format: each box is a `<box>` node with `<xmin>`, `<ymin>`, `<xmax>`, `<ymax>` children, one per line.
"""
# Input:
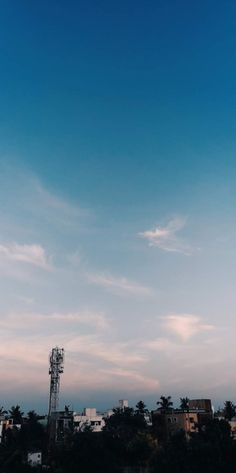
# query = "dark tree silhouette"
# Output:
<box><xmin>0</xmin><ymin>406</ymin><xmax>7</xmax><ymax>417</ymax></box>
<box><xmin>27</xmin><ymin>410</ymin><xmax>39</xmax><ymax>422</ymax></box>
<box><xmin>8</xmin><ymin>405</ymin><xmax>24</xmax><ymax>424</ymax></box>
<box><xmin>223</xmin><ymin>400</ymin><xmax>235</xmax><ymax>420</ymax></box>
<box><xmin>180</xmin><ymin>397</ymin><xmax>189</xmax><ymax>410</ymax></box>
<box><xmin>157</xmin><ymin>395</ymin><xmax>173</xmax><ymax>413</ymax></box>
<box><xmin>135</xmin><ymin>400</ymin><xmax>148</xmax><ymax>416</ymax></box>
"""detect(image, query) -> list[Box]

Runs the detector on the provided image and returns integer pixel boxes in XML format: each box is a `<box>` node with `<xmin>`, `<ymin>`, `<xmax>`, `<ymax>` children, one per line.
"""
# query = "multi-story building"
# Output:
<box><xmin>74</xmin><ymin>408</ymin><xmax>105</xmax><ymax>432</ymax></box>
<box><xmin>0</xmin><ymin>418</ymin><xmax>22</xmax><ymax>443</ymax></box>
<box><xmin>152</xmin><ymin>399</ymin><xmax>213</xmax><ymax>442</ymax></box>
<box><xmin>188</xmin><ymin>399</ymin><xmax>212</xmax><ymax>413</ymax></box>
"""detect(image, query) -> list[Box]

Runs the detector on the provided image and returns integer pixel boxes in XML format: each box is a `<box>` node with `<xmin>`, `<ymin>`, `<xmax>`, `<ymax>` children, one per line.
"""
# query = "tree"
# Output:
<box><xmin>103</xmin><ymin>406</ymin><xmax>152</xmax><ymax>471</ymax></box>
<box><xmin>180</xmin><ymin>397</ymin><xmax>189</xmax><ymax>410</ymax></box>
<box><xmin>27</xmin><ymin>410</ymin><xmax>39</xmax><ymax>423</ymax></box>
<box><xmin>8</xmin><ymin>405</ymin><xmax>24</xmax><ymax>425</ymax></box>
<box><xmin>104</xmin><ymin>407</ymin><xmax>146</xmax><ymax>441</ymax></box>
<box><xmin>18</xmin><ymin>410</ymin><xmax>45</xmax><ymax>452</ymax></box>
<box><xmin>135</xmin><ymin>400</ymin><xmax>148</xmax><ymax>416</ymax></box>
<box><xmin>223</xmin><ymin>400</ymin><xmax>235</xmax><ymax>420</ymax></box>
<box><xmin>0</xmin><ymin>406</ymin><xmax>7</xmax><ymax>417</ymax></box>
<box><xmin>157</xmin><ymin>396</ymin><xmax>173</xmax><ymax>413</ymax></box>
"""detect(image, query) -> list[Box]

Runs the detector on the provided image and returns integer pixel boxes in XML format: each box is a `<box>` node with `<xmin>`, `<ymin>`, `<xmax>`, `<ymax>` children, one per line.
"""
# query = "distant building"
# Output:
<box><xmin>229</xmin><ymin>417</ymin><xmax>236</xmax><ymax>439</ymax></box>
<box><xmin>188</xmin><ymin>399</ymin><xmax>212</xmax><ymax>413</ymax></box>
<box><xmin>74</xmin><ymin>408</ymin><xmax>105</xmax><ymax>432</ymax></box>
<box><xmin>165</xmin><ymin>411</ymin><xmax>199</xmax><ymax>436</ymax></box>
<box><xmin>119</xmin><ymin>400</ymin><xmax>129</xmax><ymax>410</ymax></box>
<box><xmin>0</xmin><ymin>419</ymin><xmax>22</xmax><ymax>443</ymax></box>
<box><xmin>27</xmin><ymin>451</ymin><xmax>42</xmax><ymax>468</ymax></box>
<box><xmin>152</xmin><ymin>399</ymin><xmax>213</xmax><ymax>442</ymax></box>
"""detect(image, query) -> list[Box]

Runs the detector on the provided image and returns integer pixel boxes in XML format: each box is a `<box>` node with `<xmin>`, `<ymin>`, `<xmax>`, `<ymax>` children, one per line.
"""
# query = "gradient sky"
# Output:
<box><xmin>1</xmin><ymin>0</ymin><xmax>236</xmax><ymax>413</ymax></box>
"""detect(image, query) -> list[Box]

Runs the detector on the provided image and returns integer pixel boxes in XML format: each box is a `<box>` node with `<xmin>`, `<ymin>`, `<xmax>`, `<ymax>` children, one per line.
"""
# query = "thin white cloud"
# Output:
<box><xmin>0</xmin><ymin>243</ymin><xmax>51</xmax><ymax>269</ymax></box>
<box><xmin>87</xmin><ymin>272</ymin><xmax>152</xmax><ymax>296</ymax></box>
<box><xmin>0</xmin><ymin>166</ymin><xmax>89</xmax><ymax>237</ymax></box>
<box><xmin>139</xmin><ymin>217</ymin><xmax>191</xmax><ymax>254</ymax></box>
<box><xmin>0</xmin><ymin>310</ymin><xmax>109</xmax><ymax>332</ymax></box>
<box><xmin>0</xmin><ymin>326</ymin><xmax>150</xmax><ymax>395</ymax></box>
<box><xmin>100</xmin><ymin>368</ymin><xmax>159</xmax><ymax>391</ymax></box>
<box><xmin>66</xmin><ymin>336</ymin><xmax>147</xmax><ymax>366</ymax></box>
<box><xmin>34</xmin><ymin>181</ymin><xmax>84</xmax><ymax>220</ymax></box>
<box><xmin>162</xmin><ymin>314</ymin><xmax>214</xmax><ymax>341</ymax></box>
<box><xmin>143</xmin><ymin>337</ymin><xmax>175</xmax><ymax>352</ymax></box>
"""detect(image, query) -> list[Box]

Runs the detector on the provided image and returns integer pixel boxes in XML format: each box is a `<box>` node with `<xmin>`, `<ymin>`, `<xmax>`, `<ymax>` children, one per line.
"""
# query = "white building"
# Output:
<box><xmin>74</xmin><ymin>408</ymin><xmax>105</xmax><ymax>432</ymax></box>
<box><xmin>119</xmin><ymin>400</ymin><xmax>129</xmax><ymax>410</ymax></box>
<box><xmin>0</xmin><ymin>419</ymin><xmax>22</xmax><ymax>443</ymax></box>
<box><xmin>27</xmin><ymin>451</ymin><xmax>42</xmax><ymax>467</ymax></box>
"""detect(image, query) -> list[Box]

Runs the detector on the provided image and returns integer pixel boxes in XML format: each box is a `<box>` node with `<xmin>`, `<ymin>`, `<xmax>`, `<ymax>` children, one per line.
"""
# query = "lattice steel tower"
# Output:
<box><xmin>48</xmin><ymin>347</ymin><xmax>64</xmax><ymax>417</ymax></box>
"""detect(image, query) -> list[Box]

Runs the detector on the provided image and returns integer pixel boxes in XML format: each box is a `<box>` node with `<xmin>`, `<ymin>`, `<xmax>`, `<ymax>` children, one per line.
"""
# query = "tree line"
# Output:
<box><xmin>1</xmin><ymin>397</ymin><xmax>236</xmax><ymax>472</ymax></box>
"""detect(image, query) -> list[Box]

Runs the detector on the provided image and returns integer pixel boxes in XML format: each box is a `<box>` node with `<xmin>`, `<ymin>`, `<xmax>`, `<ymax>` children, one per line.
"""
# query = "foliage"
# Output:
<box><xmin>135</xmin><ymin>400</ymin><xmax>148</xmax><ymax>416</ymax></box>
<box><xmin>179</xmin><ymin>397</ymin><xmax>189</xmax><ymax>410</ymax></box>
<box><xmin>2</xmin><ymin>400</ymin><xmax>236</xmax><ymax>472</ymax></box>
<box><xmin>223</xmin><ymin>400</ymin><xmax>236</xmax><ymax>420</ymax></box>
<box><xmin>157</xmin><ymin>395</ymin><xmax>173</xmax><ymax>413</ymax></box>
<box><xmin>8</xmin><ymin>405</ymin><xmax>24</xmax><ymax>424</ymax></box>
<box><xmin>0</xmin><ymin>406</ymin><xmax>7</xmax><ymax>417</ymax></box>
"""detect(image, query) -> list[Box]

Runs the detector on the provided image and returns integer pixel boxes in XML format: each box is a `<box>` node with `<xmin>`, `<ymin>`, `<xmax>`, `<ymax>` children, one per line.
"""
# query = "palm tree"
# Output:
<box><xmin>157</xmin><ymin>396</ymin><xmax>173</xmax><ymax>413</ymax></box>
<box><xmin>0</xmin><ymin>407</ymin><xmax>7</xmax><ymax>422</ymax></box>
<box><xmin>223</xmin><ymin>401</ymin><xmax>236</xmax><ymax>420</ymax></box>
<box><xmin>180</xmin><ymin>397</ymin><xmax>190</xmax><ymax>435</ymax></box>
<box><xmin>8</xmin><ymin>405</ymin><xmax>24</xmax><ymax>424</ymax></box>
<box><xmin>135</xmin><ymin>401</ymin><xmax>147</xmax><ymax>416</ymax></box>
<box><xmin>180</xmin><ymin>397</ymin><xmax>189</xmax><ymax>410</ymax></box>
<box><xmin>27</xmin><ymin>410</ymin><xmax>39</xmax><ymax>423</ymax></box>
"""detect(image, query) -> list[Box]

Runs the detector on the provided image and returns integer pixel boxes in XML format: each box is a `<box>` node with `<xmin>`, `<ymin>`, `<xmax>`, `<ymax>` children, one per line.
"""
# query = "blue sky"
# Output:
<box><xmin>1</xmin><ymin>0</ymin><xmax>236</xmax><ymax>412</ymax></box>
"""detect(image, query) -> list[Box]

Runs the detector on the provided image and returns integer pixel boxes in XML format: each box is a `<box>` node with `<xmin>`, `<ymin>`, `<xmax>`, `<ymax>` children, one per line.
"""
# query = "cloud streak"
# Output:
<box><xmin>139</xmin><ymin>217</ymin><xmax>192</xmax><ymax>254</ymax></box>
<box><xmin>0</xmin><ymin>310</ymin><xmax>110</xmax><ymax>332</ymax></box>
<box><xmin>87</xmin><ymin>272</ymin><xmax>152</xmax><ymax>296</ymax></box>
<box><xmin>0</xmin><ymin>243</ymin><xmax>51</xmax><ymax>269</ymax></box>
<box><xmin>162</xmin><ymin>314</ymin><xmax>214</xmax><ymax>341</ymax></box>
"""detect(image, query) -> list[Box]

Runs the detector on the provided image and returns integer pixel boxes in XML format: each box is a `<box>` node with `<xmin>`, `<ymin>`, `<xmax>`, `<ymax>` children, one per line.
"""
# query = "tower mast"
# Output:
<box><xmin>48</xmin><ymin>347</ymin><xmax>64</xmax><ymax>417</ymax></box>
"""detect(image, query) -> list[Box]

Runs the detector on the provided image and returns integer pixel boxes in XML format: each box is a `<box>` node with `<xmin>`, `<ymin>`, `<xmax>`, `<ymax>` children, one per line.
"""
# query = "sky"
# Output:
<box><xmin>1</xmin><ymin>0</ymin><xmax>236</xmax><ymax>413</ymax></box>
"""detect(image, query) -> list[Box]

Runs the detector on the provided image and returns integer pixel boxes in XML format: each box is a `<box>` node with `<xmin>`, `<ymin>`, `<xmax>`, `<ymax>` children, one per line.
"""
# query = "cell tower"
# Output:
<box><xmin>48</xmin><ymin>347</ymin><xmax>64</xmax><ymax>417</ymax></box>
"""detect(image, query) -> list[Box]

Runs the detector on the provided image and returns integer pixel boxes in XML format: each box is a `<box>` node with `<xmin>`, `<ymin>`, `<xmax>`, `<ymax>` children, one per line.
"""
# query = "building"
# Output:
<box><xmin>74</xmin><ymin>408</ymin><xmax>105</xmax><ymax>432</ymax></box>
<box><xmin>188</xmin><ymin>399</ymin><xmax>212</xmax><ymax>413</ymax></box>
<box><xmin>164</xmin><ymin>410</ymin><xmax>199</xmax><ymax>436</ymax></box>
<box><xmin>0</xmin><ymin>419</ymin><xmax>22</xmax><ymax>443</ymax></box>
<box><xmin>152</xmin><ymin>399</ymin><xmax>213</xmax><ymax>442</ymax></box>
<box><xmin>229</xmin><ymin>417</ymin><xmax>236</xmax><ymax>439</ymax></box>
<box><xmin>27</xmin><ymin>452</ymin><xmax>42</xmax><ymax>468</ymax></box>
<box><xmin>119</xmin><ymin>400</ymin><xmax>129</xmax><ymax>410</ymax></box>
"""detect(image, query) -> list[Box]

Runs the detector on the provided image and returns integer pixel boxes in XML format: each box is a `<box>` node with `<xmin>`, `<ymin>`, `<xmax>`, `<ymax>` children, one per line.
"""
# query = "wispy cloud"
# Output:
<box><xmin>162</xmin><ymin>314</ymin><xmax>214</xmax><ymax>341</ymax></box>
<box><xmin>0</xmin><ymin>313</ymin><xmax>151</xmax><ymax>396</ymax></box>
<box><xmin>34</xmin><ymin>181</ymin><xmax>85</xmax><ymax>222</ymax></box>
<box><xmin>0</xmin><ymin>243</ymin><xmax>51</xmax><ymax>270</ymax></box>
<box><xmin>66</xmin><ymin>336</ymin><xmax>147</xmax><ymax>366</ymax></box>
<box><xmin>100</xmin><ymin>368</ymin><xmax>159</xmax><ymax>391</ymax></box>
<box><xmin>0</xmin><ymin>310</ymin><xmax>109</xmax><ymax>332</ymax></box>
<box><xmin>139</xmin><ymin>217</ymin><xmax>191</xmax><ymax>254</ymax></box>
<box><xmin>143</xmin><ymin>337</ymin><xmax>175</xmax><ymax>352</ymax></box>
<box><xmin>0</xmin><ymin>166</ymin><xmax>89</xmax><ymax>238</ymax></box>
<box><xmin>87</xmin><ymin>272</ymin><xmax>152</xmax><ymax>296</ymax></box>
